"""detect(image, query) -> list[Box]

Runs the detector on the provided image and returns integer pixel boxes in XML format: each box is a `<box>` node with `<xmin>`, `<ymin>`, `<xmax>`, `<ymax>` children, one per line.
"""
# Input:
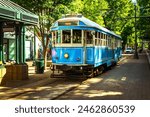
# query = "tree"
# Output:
<box><xmin>138</xmin><ymin>0</ymin><xmax>150</xmax><ymax>42</ymax></box>
<box><xmin>121</xmin><ymin>25</ymin><xmax>134</xmax><ymax>50</ymax></box>
<box><xmin>69</xmin><ymin>0</ymin><xmax>108</xmax><ymax>26</ymax></box>
<box><xmin>12</xmin><ymin>0</ymin><xmax>150</xmax><ymax>61</ymax></box>
<box><xmin>69</xmin><ymin>0</ymin><xmax>136</xmax><ymax>49</ymax></box>
<box><xmin>12</xmin><ymin>0</ymin><xmax>72</xmax><ymax>69</ymax></box>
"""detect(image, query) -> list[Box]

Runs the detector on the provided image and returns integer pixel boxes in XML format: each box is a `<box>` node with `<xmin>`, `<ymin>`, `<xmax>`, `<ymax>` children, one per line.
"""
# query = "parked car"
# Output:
<box><xmin>125</xmin><ymin>47</ymin><xmax>134</xmax><ymax>54</ymax></box>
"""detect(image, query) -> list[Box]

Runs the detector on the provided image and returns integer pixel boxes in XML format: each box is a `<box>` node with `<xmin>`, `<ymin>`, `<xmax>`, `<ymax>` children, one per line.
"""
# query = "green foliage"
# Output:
<box><xmin>69</xmin><ymin>0</ymin><xmax>84</xmax><ymax>13</ymax></box>
<box><xmin>12</xmin><ymin>0</ymin><xmax>71</xmax><ymax>30</ymax></box>
<box><xmin>12</xmin><ymin>0</ymin><xmax>150</xmax><ymax>52</ymax></box>
<box><xmin>12</xmin><ymin>0</ymin><xmax>72</xmax><ymax>68</ymax></box>
<box><xmin>121</xmin><ymin>25</ymin><xmax>134</xmax><ymax>50</ymax></box>
<box><xmin>83</xmin><ymin>0</ymin><xmax>108</xmax><ymax>26</ymax></box>
<box><xmin>105</xmin><ymin>0</ymin><xmax>134</xmax><ymax>32</ymax></box>
<box><xmin>138</xmin><ymin>0</ymin><xmax>150</xmax><ymax>41</ymax></box>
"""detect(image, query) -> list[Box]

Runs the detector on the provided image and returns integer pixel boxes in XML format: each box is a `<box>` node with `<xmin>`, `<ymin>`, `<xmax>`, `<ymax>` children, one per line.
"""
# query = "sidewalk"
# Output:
<box><xmin>1</xmin><ymin>61</ymin><xmax>55</xmax><ymax>88</ymax></box>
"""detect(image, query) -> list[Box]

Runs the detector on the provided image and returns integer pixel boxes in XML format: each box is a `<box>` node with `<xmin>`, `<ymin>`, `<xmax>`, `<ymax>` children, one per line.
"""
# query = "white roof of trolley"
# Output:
<box><xmin>56</xmin><ymin>14</ymin><xmax>121</xmax><ymax>38</ymax></box>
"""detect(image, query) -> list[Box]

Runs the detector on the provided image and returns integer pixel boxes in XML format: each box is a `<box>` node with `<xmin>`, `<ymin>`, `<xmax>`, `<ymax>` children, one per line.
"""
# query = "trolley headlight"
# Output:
<box><xmin>64</xmin><ymin>53</ymin><xmax>69</xmax><ymax>59</ymax></box>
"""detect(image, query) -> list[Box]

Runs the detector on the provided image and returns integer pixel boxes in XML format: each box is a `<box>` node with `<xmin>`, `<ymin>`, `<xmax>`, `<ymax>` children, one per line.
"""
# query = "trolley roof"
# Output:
<box><xmin>52</xmin><ymin>15</ymin><xmax>121</xmax><ymax>39</ymax></box>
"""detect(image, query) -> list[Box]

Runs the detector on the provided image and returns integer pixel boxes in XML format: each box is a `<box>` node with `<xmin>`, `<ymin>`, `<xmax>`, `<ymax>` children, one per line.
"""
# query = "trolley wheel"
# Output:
<box><xmin>88</xmin><ymin>68</ymin><xmax>94</xmax><ymax>78</ymax></box>
<box><xmin>99</xmin><ymin>66</ymin><xmax>104</xmax><ymax>74</ymax></box>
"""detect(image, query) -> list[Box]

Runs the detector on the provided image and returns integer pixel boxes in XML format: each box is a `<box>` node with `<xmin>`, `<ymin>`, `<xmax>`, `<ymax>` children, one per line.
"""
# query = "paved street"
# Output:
<box><xmin>57</xmin><ymin>53</ymin><xmax>150</xmax><ymax>100</ymax></box>
<box><xmin>0</xmin><ymin>53</ymin><xmax>150</xmax><ymax>100</ymax></box>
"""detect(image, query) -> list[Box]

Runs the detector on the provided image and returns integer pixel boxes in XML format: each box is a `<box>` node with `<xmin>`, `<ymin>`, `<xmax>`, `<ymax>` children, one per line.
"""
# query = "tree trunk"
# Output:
<box><xmin>42</xmin><ymin>35</ymin><xmax>50</xmax><ymax>70</ymax></box>
<box><xmin>102</xmin><ymin>16</ymin><xmax>107</xmax><ymax>28</ymax></box>
<box><xmin>43</xmin><ymin>47</ymin><xmax>47</xmax><ymax>70</ymax></box>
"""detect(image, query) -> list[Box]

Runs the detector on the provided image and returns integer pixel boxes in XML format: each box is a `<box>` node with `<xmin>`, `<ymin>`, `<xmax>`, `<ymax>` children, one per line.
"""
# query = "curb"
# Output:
<box><xmin>118</xmin><ymin>56</ymin><xmax>126</xmax><ymax>64</ymax></box>
<box><xmin>146</xmin><ymin>51</ymin><xmax>150</xmax><ymax>67</ymax></box>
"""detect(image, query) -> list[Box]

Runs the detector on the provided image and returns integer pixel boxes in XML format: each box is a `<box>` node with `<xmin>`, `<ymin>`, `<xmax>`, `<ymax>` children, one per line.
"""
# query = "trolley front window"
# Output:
<box><xmin>73</xmin><ymin>30</ymin><xmax>82</xmax><ymax>43</ymax></box>
<box><xmin>62</xmin><ymin>30</ymin><xmax>71</xmax><ymax>43</ymax></box>
<box><xmin>52</xmin><ymin>31</ymin><xmax>58</xmax><ymax>44</ymax></box>
<box><xmin>56</xmin><ymin>30</ymin><xmax>61</xmax><ymax>43</ymax></box>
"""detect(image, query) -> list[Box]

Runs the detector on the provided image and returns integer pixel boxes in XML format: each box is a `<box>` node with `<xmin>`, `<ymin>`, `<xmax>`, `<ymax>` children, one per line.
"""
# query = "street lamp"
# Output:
<box><xmin>132</xmin><ymin>0</ymin><xmax>139</xmax><ymax>59</ymax></box>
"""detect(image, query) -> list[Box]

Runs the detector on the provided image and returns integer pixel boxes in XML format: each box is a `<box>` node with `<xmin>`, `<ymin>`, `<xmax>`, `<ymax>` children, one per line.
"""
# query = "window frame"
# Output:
<box><xmin>72</xmin><ymin>29</ymin><xmax>82</xmax><ymax>44</ymax></box>
<box><xmin>62</xmin><ymin>30</ymin><xmax>72</xmax><ymax>44</ymax></box>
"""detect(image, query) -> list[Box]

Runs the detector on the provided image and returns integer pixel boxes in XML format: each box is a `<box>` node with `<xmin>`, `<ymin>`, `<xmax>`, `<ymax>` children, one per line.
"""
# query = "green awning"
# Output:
<box><xmin>0</xmin><ymin>0</ymin><xmax>38</xmax><ymax>25</ymax></box>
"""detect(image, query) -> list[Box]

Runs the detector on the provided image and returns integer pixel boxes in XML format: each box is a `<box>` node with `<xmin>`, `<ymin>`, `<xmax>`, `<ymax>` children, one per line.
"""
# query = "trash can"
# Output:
<box><xmin>35</xmin><ymin>59</ymin><xmax>44</xmax><ymax>74</ymax></box>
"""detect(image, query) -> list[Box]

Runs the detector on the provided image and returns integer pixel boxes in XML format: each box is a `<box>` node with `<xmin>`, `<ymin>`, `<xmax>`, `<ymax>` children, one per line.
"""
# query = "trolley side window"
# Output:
<box><xmin>86</xmin><ymin>31</ymin><xmax>93</xmax><ymax>44</ymax></box>
<box><xmin>108</xmin><ymin>36</ymin><xmax>111</xmax><ymax>48</ymax></box>
<box><xmin>118</xmin><ymin>40</ymin><xmax>121</xmax><ymax>47</ymax></box>
<box><xmin>95</xmin><ymin>32</ymin><xmax>98</xmax><ymax>38</ymax></box>
<box><xmin>73</xmin><ymin>30</ymin><xmax>82</xmax><ymax>43</ymax></box>
<box><xmin>106</xmin><ymin>35</ymin><xmax>108</xmax><ymax>46</ymax></box>
<box><xmin>112</xmin><ymin>36</ymin><xmax>115</xmax><ymax>49</ymax></box>
<box><xmin>62</xmin><ymin>30</ymin><xmax>71</xmax><ymax>43</ymax></box>
<box><xmin>95</xmin><ymin>32</ymin><xmax>100</xmax><ymax>46</ymax></box>
<box><xmin>115</xmin><ymin>38</ymin><xmax>118</xmax><ymax>48</ymax></box>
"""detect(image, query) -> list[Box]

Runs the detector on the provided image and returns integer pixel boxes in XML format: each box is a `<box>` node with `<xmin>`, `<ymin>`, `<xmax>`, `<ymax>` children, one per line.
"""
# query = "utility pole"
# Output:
<box><xmin>132</xmin><ymin>0</ymin><xmax>139</xmax><ymax>59</ymax></box>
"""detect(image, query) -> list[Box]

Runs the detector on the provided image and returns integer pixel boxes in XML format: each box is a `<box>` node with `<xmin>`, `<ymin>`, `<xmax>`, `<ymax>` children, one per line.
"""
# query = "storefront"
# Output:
<box><xmin>3</xmin><ymin>32</ymin><xmax>33</xmax><ymax>62</ymax></box>
<box><xmin>0</xmin><ymin>0</ymin><xmax>38</xmax><ymax>85</ymax></box>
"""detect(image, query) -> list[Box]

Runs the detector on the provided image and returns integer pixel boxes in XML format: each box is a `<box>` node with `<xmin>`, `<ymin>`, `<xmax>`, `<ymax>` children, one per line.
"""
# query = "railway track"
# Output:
<box><xmin>2</xmin><ymin>78</ymin><xmax>85</xmax><ymax>100</ymax></box>
<box><xmin>0</xmin><ymin>79</ymin><xmax>58</xmax><ymax>100</ymax></box>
